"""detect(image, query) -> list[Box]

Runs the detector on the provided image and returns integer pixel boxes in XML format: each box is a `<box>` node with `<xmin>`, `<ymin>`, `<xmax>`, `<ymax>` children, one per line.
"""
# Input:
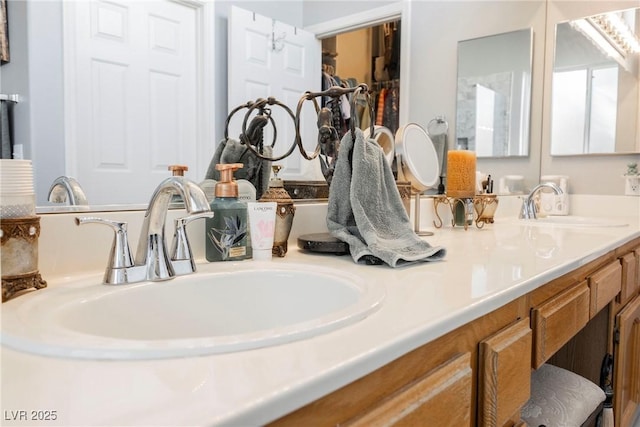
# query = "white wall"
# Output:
<box><xmin>401</xmin><ymin>1</ymin><xmax>547</xmax><ymax>192</ymax></box>
<box><xmin>2</xmin><ymin>1</ymin><xmax>66</xmax><ymax>204</ymax></box>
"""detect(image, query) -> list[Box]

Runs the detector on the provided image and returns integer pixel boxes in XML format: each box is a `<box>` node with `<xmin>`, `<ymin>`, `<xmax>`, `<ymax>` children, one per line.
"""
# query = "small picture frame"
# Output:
<box><xmin>1</xmin><ymin>0</ymin><xmax>9</xmax><ymax>65</ymax></box>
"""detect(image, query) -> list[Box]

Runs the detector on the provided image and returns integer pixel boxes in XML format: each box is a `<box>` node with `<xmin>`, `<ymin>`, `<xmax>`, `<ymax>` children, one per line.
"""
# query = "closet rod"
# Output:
<box><xmin>0</xmin><ymin>94</ymin><xmax>20</xmax><ymax>103</ymax></box>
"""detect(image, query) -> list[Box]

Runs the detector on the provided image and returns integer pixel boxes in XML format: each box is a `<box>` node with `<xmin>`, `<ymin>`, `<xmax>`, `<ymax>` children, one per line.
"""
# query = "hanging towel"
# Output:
<box><xmin>1</xmin><ymin>100</ymin><xmax>12</xmax><ymax>159</ymax></box>
<box><xmin>327</xmin><ymin>128</ymin><xmax>446</xmax><ymax>267</ymax></box>
<box><xmin>430</xmin><ymin>132</ymin><xmax>448</xmax><ymax>178</ymax></box>
<box><xmin>205</xmin><ymin>138</ymin><xmax>272</xmax><ymax>199</ymax></box>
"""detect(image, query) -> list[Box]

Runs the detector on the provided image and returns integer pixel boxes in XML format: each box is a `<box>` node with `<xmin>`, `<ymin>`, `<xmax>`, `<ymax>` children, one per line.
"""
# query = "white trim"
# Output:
<box><xmin>399</xmin><ymin>1</ymin><xmax>411</xmax><ymax>128</ymax></box>
<box><xmin>304</xmin><ymin>3</ymin><xmax>403</xmax><ymax>38</ymax></box>
<box><xmin>175</xmin><ymin>0</ymin><xmax>215</xmax><ymax>180</ymax></box>
<box><xmin>304</xmin><ymin>1</ymin><xmax>410</xmax><ymax>127</ymax></box>
<box><xmin>62</xmin><ymin>1</ymin><xmax>78</xmax><ymax>178</ymax></box>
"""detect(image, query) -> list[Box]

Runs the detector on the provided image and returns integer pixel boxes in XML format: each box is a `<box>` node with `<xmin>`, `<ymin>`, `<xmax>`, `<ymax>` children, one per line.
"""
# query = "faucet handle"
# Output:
<box><xmin>171</xmin><ymin>212</ymin><xmax>214</xmax><ymax>275</ymax></box>
<box><xmin>75</xmin><ymin>217</ymin><xmax>136</xmax><ymax>284</ymax></box>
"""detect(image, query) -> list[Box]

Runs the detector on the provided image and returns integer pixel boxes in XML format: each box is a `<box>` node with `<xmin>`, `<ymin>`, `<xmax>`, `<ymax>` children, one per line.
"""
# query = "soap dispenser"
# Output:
<box><xmin>205</xmin><ymin>163</ymin><xmax>252</xmax><ymax>262</ymax></box>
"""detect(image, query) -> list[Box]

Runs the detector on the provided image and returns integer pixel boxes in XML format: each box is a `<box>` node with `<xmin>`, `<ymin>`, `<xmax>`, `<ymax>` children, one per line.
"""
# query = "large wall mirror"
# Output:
<box><xmin>550</xmin><ymin>7</ymin><xmax>640</xmax><ymax>155</ymax></box>
<box><xmin>455</xmin><ymin>28</ymin><xmax>533</xmax><ymax>158</ymax></box>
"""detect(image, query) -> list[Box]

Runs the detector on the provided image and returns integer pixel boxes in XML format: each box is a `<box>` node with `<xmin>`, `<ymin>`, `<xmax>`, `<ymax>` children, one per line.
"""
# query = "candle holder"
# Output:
<box><xmin>433</xmin><ymin>194</ymin><xmax>499</xmax><ymax>230</ymax></box>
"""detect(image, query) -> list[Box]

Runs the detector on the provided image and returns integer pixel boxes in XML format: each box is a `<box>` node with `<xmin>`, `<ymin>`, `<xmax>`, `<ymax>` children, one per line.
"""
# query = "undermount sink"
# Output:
<box><xmin>1</xmin><ymin>263</ymin><xmax>385</xmax><ymax>360</ymax></box>
<box><xmin>523</xmin><ymin>215</ymin><xmax>629</xmax><ymax>228</ymax></box>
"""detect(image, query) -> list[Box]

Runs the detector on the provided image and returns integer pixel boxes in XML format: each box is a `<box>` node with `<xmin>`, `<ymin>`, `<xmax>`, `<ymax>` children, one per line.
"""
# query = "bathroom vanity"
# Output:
<box><xmin>1</xmin><ymin>197</ymin><xmax>639</xmax><ymax>426</ymax></box>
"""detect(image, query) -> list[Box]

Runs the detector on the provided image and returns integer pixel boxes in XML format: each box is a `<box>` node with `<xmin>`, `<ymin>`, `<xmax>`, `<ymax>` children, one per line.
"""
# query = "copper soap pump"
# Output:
<box><xmin>259</xmin><ymin>165</ymin><xmax>295</xmax><ymax>257</ymax></box>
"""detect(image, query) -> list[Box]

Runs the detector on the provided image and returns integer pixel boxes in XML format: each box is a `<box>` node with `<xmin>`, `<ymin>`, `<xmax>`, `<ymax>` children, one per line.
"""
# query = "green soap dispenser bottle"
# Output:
<box><xmin>205</xmin><ymin>163</ymin><xmax>252</xmax><ymax>262</ymax></box>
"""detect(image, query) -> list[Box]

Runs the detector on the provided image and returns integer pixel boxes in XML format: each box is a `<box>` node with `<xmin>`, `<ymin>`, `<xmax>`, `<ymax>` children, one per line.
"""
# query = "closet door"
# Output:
<box><xmin>228</xmin><ymin>6</ymin><xmax>321</xmax><ymax>180</ymax></box>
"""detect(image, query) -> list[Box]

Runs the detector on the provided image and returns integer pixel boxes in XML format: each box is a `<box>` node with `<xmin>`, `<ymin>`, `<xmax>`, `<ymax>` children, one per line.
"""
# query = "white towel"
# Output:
<box><xmin>327</xmin><ymin>128</ymin><xmax>446</xmax><ymax>267</ymax></box>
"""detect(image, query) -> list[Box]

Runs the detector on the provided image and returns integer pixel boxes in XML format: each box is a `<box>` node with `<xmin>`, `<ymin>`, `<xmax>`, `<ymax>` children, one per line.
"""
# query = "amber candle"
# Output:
<box><xmin>446</xmin><ymin>150</ymin><xmax>476</xmax><ymax>198</ymax></box>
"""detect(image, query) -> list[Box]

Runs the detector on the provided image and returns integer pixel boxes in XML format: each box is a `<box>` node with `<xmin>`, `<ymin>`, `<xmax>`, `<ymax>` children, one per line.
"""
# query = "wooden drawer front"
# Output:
<box><xmin>344</xmin><ymin>352</ymin><xmax>472</xmax><ymax>427</ymax></box>
<box><xmin>479</xmin><ymin>319</ymin><xmax>532</xmax><ymax>427</ymax></box>
<box><xmin>621</xmin><ymin>252</ymin><xmax>638</xmax><ymax>306</ymax></box>
<box><xmin>614</xmin><ymin>295</ymin><xmax>640</xmax><ymax>427</ymax></box>
<box><xmin>589</xmin><ymin>260</ymin><xmax>622</xmax><ymax>318</ymax></box>
<box><xmin>532</xmin><ymin>283</ymin><xmax>590</xmax><ymax>368</ymax></box>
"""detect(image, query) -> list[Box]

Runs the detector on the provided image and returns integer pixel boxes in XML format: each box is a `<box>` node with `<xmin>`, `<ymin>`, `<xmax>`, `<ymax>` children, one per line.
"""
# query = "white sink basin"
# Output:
<box><xmin>522</xmin><ymin>216</ymin><xmax>629</xmax><ymax>228</ymax></box>
<box><xmin>1</xmin><ymin>263</ymin><xmax>385</xmax><ymax>360</ymax></box>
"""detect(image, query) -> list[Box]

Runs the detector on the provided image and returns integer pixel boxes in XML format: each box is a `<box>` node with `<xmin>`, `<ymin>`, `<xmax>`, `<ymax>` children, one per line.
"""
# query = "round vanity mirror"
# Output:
<box><xmin>395</xmin><ymin>123</ymin><xmax>440</xmax><ymax>191</ymax></box>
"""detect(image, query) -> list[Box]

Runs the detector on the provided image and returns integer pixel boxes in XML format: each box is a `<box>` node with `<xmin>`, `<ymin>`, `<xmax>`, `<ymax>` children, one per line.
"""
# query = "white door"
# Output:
<box><xmin>228</xmin><ymin>6</ymin><xmax>321</xmax><ymax>180</ymax></box>
<box><xmin>65</xmin><ymin>0</ymin><xmax>202</xmax><ymax>205</ymax></box>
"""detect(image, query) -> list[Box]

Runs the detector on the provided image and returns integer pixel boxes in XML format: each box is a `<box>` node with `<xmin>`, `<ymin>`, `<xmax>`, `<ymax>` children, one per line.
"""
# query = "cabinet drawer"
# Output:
<box><xmin>621</xmin><ymin>252</ymin><xmax>638</xmax><ymax>306</ymax></box>
<box><xmin>589</xmin><ymin>260</ymin><xmax>622</xmax><ymax>317</ymax></box>
<box><xmin>532</xmin><ymin>282</ymin><xmax>590</xmax><ymax>368</ymax></box>
<box><xmin>343</xmin><ymin>352</ymin><xmax>472</xmax><ymax>427</ymax></box>
<box><xmin>479</xmin><ymin>318</ymin><xmax>532</xmax><ymax>427</ymax></box>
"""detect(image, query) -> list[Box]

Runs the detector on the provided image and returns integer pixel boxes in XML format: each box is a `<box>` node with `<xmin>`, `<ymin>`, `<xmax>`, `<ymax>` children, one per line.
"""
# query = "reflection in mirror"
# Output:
<box><xmin>550</xmin><ymin>8</ymin><xmax>640</xmax><ymax>155</ymax></box>
<box><xmin>455</xmin><ymin>28</ymin><xmax>533</xmax><ymax>158</ymax></box>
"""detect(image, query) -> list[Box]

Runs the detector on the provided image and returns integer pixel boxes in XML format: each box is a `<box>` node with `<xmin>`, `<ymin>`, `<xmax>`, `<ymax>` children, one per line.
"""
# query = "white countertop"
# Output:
<box><xmin>2</xmin><ymin>198</ymin><xmax>640</xmax><ymax>426</ymax></box>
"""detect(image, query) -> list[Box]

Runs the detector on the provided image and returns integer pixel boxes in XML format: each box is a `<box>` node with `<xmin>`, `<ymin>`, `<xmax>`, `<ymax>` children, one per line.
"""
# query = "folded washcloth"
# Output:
<box><xmin>205</xmin><ymin>138</ymin><xmax>272</xmax><ymax>199</ymax></box>
<box><xmin>327</xmin><ymin>128</ymin><xmax>446</xmax><ymax>267</ymax></box>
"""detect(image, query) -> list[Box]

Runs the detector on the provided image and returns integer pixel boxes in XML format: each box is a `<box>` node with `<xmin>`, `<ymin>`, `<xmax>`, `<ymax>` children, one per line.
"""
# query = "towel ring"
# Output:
<box><xmin>224</xmin><ymin>101</ymin><xmax>272</xmax><ymax>143</ymax></box>
<box><xmin>240</xmin><ymin>97</ymin><xmax>298</xmax><ymax>162</ymax></box>
<box><xmin>294</xmin><ymin>92</ymin><xmax>323</xmax><ymax>161</ymax></box>
<box><xmin>427</xmin><ymin>116</ymin><xmax>449</xmax><ymax>137</ymax></box>
<box><xmin>294</xmin><ymin>84</ymin><xmax>375</xmax><ymax>161</ymax></box>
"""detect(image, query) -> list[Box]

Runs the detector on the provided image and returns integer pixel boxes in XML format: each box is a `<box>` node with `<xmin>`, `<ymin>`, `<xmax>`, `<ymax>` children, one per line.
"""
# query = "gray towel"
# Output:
<box><xmin>205</xmin><ymin>138</ymin><xmax>272</xmax><ymax>199</ymax></box>
<box><xmin>1</xmin><ymin>100</ymin><xmax>12</xmax><ymax>159</ymax></box>
<box><xmin>327</xmin><ymin>128</ymin><xmax>446</xmax><ymax>267</ymax></box>
<box><xmin>430</xmin><ymin>132</ymin><xmax>448</xmax><ymax>177</ymax></box>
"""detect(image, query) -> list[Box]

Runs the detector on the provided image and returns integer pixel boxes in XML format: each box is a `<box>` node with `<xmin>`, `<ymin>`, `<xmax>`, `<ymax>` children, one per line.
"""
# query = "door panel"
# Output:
<box><xmin>228</xmin><ymin>6</ymin><xmax>321</xmax><ymax>180</ymax></box>
<box><xmin>66</xmin><ymin>0</ymin><xmax>200</xmax><ymax>205</ymax></box>
<box><xmin>614</xmin><ymin>295</ymin><xmax>640</xmax><ymax>427</ymax></box>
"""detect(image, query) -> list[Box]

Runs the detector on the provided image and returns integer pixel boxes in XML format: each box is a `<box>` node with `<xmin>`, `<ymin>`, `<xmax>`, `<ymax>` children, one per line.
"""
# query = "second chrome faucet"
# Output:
<box><xmin>76</xmin><ymin>176</ymin><xmax>213</xmax><ymax>285</ymax></box>
<box><xmin>519</xmin><ymin>182</ymin><xmax>564</xmax><ymax>220</ymax></box>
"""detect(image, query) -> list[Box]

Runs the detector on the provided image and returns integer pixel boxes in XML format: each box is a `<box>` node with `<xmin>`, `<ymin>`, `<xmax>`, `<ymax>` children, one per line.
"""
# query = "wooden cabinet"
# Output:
<box><xmin>269</xmin><ymin>300</ymin><xmax>523</xmax><ymax>427</ymax></box>
<box><xmin>620</xmin><ymin>251</ymin><xmax>639</xmax><ymax>306</ymax></box>
<box><xmin>613</xmin><ymin>294</ymin><xmax>640</xmax><ymax>427</ymax></box>
<box><xmin>268</xmin><ymin>239</ymin><xmax>640</xmax><ymax>427</ymax></box>
<box><xmin>588</xmin><ymin>260</ymin><xmax>622</xmax><ymax>318</ymax></box>
<box><xmin>478</xmin><ymin>319</ymin><xmax>532</xmax><ymax>427</ymax></box>
<box><xmin>531</xmin><ymin>282</ymin><xmax>590</xmax><ymax>368</ymax></box>
<box><xmin>343</xmin><ymin>353</ymin><xmax>472</xmax><ymax>427</ymax></box>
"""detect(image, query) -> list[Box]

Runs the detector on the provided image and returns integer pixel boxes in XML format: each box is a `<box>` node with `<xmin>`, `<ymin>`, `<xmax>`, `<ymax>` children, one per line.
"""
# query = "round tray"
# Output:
<box><xmin>297</xmin><ymin>233</ymin><xmax>349</xmax><ymax>255</ymax></box>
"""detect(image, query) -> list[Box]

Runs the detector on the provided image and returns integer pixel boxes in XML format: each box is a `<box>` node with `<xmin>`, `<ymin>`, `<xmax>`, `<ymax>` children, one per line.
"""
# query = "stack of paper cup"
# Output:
<box><xmin>0</xmin><ymin>159</ymin><xmax>36</xmax><ymax>218</ymax></box>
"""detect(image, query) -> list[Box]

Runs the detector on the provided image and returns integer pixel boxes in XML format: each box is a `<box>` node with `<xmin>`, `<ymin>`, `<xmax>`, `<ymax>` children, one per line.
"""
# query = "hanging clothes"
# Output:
<box><xmin>375</xmin><ymin>88</ymin><xmax>387</xmax><ymax>126</ymax></box>
<box><xmin>382</xmin><ymin>86</ymin><xmax>399</xmax><ymax>135</ymax></box>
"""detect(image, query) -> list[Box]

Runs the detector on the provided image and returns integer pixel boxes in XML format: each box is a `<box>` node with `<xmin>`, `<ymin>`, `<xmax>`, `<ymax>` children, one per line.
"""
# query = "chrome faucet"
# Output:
<box><xmin>135</xmin><ymin>176</ymin><xmax>212</xmax><ymax>281</ymax></box>
<box><xmin>519</xmin><ymin>182</ymin><xmax>563</xmax><ymax>220</ymax></box>
<box><xmin>48</xmin><ymin>176</ymin><xmax>89</xmax><ymax>205</ymax></box>
<box><xmin>76</xmin><ymin>176</ymin><xmax>212</xmax><ymax>285</ymax></box>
